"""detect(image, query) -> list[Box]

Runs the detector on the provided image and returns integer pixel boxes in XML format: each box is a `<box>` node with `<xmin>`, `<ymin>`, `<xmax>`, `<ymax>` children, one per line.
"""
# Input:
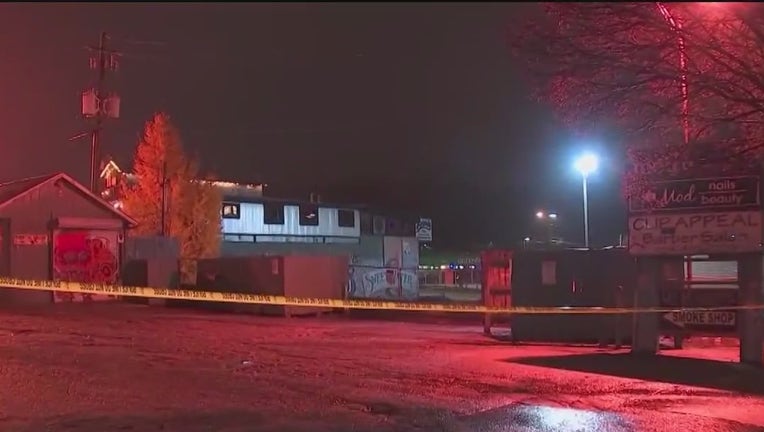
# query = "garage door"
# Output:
<box><xmin>52</xmin><ymin>229</ymin><xmax>120</xmax><ymax>303</ymax></box>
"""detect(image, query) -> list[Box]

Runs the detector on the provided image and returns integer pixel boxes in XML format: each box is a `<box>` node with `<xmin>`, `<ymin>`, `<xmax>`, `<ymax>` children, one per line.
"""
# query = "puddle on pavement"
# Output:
<box><xmin>460</xmin><ymin>404</ymin><xmax>633</xmax><ymax>432</ymax></box>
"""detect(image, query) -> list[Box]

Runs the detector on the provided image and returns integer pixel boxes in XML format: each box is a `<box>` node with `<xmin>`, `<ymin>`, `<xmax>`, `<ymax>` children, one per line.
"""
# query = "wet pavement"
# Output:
<box><xmin>461</xmin><ymin>404</ymin><xmax>634</xmax><ymax>432</ymax></box>
<box><xmin>0</xmin><ymin>303</ymin><xmax>762</xmax><ymax>432</ymax></box>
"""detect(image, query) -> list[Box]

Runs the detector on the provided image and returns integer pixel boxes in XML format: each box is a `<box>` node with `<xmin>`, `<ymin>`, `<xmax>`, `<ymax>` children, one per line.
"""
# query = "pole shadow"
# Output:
<box><xmin>508</xmin><ymin>352</ymin><xmax>764</xmax><ymax>396</ymax></box>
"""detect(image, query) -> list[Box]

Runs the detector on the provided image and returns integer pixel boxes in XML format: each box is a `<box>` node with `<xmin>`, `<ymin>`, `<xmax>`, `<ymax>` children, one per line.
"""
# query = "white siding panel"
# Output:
<box><xmin>222</xmin><ymin>203</ymin><xmax>360</xmax><ymax>237</ymax></box>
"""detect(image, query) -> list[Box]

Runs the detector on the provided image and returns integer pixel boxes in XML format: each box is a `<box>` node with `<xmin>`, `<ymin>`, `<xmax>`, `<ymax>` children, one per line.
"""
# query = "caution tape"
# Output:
<box><xmin>0</xmin><ymin>276</ymin><xmax>762</xmax><ymax>314</ymax></box>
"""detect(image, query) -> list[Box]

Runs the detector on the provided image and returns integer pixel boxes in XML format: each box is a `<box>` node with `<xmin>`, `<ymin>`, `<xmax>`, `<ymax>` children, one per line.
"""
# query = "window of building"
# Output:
<box><xmin>299</xmin><ymin>205</ymin><xmax>319</xmax><ymax>226</ymax></box>
<box><xmin>263</xmin><ymin>203</ymin><xmax>285</xmax><ymax>225</ymax></box>
<box><xmin>360</xmin><ymin>213</ymin><xmax>373</xmax><ymax>235</ymax></box>
<box><xmin>401</xmin><ymin>219</ymin><xmax>416</xmax><ymax>237</ymax></box>
<box><xmin>221</xmin><ymin>202</ymin><xmax>240</xmax><ymax>219</ymax></box>
<box><xmin>541</xmin><ymin>260</ymin><xmax>557</xmax><ymax>286</ymax></box>
<box><xmin>337</xmin><ymin>209</ymin><xmax>355</xmax><ymax>228</ymax></box>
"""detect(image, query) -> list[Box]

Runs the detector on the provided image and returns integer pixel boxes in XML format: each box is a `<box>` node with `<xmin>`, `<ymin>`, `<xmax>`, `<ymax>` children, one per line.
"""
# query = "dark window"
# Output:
<box><xmin>372</xmin><ymin>216</ymin><xmax>386</xmax><ymax>235</ymax></box>
<box><xmin>299</xmin><ymin>205</ymin><xmax>319</xmax><ymax>226</ymax></box>
<box><xmin>221</xmin><ymin>202</ymin><xmax>240</xmax><ymax>219</ymax></box>
<box><xmin>386</xmin><ymin>218</ymin><xmax>400</xmax><ymax>235</ymax></box>
<box><xmin>401</xmin><ymin>219</ymin><xmax>416</xmax><ymax>236</ymax></box>
<box><xmin>263</xmin><ymin>203</ymin><xmax>285</xmax><ymax>225</ymax></box>
<box><xmin>338</xmin><ymin>209</ymin><xmax>355</xmax><ymax>228</ymax></box>
<box><xmin>360</xmin><ymin>213</ymin><xmax>373</xmax><ymax>235</ymax></box>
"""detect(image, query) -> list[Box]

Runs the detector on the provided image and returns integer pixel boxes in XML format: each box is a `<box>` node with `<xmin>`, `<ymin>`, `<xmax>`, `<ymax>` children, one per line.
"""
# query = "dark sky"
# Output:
<box><xmin>0</xmin><ymin>3</ymin><xmax>625</xmax><ymax>249</ymax></box>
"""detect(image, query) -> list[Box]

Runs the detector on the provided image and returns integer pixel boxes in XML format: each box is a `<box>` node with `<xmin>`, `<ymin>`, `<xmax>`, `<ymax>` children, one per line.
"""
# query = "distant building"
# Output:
<box><xmin>99</xmin><ymin>160</ymin><xmax>424</xmax><ymax>300</ymax></box>
<box><xmin>98</xmin><ymin>160</ymin><xmax>417</xmax><ymax>248</ymax></box>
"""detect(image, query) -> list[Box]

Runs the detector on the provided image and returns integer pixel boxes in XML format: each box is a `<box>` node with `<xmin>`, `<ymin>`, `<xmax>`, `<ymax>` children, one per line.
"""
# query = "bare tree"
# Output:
<box><xmin>510</xmin><ymin>3</ymin><xmax>764</xmax><ymax>195</ymax></box>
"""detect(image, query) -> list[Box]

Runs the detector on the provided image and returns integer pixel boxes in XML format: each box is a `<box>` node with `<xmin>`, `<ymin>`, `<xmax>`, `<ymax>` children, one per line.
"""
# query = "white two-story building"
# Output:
<box><xmin>100</xmin><ymin>160</ymin><xmax>422</xmax><ymax>299</ymax></box>
<box><xmin>219</xmin><ymin>197</ymin><xmax>363</xmax><ymax>255</ymax></box>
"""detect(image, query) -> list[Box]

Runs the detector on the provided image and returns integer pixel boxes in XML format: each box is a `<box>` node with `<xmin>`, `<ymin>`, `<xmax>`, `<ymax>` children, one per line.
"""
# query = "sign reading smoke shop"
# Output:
<box><xmin>628</xmin><ymin>211</ymin><xmax>762</xmax><ymax>255</ymax></box>
<box><xmin>629</xmin><ymin>176</ymin><xmax>760</xmax><ymax>213</ymax></box>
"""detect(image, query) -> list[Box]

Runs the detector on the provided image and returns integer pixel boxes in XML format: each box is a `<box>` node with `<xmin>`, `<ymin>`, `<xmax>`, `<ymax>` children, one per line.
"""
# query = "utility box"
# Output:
<box><xmin>510</xmin><ymin>248</ymin><xmax>635</xmax><ymax>344</ymax></box>
<box><xmin>196</xmin><ymin>255</ymin><xmax>349</xmax><ymax>317</ymax></box>
<box><xmin>82</xmin><ymin>89</ymin><xmax>98</xmax><ymax>117</ymax></box>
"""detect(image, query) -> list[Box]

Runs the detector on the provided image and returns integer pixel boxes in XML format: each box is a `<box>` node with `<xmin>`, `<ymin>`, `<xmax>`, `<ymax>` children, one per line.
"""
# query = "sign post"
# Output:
<box><xmin>737</xmin><ymin>256</ymin><xmax>764</xmax><ymax>366</ymax></box>
<box><xmin>627</xmin><ymin>175</ymin><xmax>762</xmax><ymax>364</ymax></box>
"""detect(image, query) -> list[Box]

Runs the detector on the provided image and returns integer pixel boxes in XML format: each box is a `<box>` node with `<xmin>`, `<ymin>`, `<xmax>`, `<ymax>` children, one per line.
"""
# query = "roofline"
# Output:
<box><xmin>102</xmin><ymin>161</ymin><xmax>266</xmax><ymax>189</ymax></box>
<box><xmin>0</xmin><ymin>173</ymin><xmax>138</xmax><ymax>228</ymax></box>
<box><xmin>225</xmin><ymin>196</ymin><xmax>365</xmax><ymax>211</ymax></box>
<box><xmin>225</xmin><ymin>196</ymin><xmax>424</xmax><ymax>220</ymax></box>
<box><xmin>99</xmin><ymin>160</ymin><xmax>123</xmax><ymax>179</ymax></box>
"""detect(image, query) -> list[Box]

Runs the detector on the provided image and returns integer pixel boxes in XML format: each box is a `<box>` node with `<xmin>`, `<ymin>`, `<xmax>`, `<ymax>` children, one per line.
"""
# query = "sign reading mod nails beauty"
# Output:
<box><xmin>629</xmin><ymin>176</ymin><xmax>760</xmax><ymax>213</ymax></box>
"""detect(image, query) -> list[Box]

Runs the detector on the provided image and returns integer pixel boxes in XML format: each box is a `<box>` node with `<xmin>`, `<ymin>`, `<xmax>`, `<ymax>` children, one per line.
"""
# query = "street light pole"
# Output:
<box><xmin>582</xmin><ymin>174</ymin><xmax>590</xmax><ymax>249</ymax></box>
<box><xmin>574</xmin><ymin>153</ymin><xmax>598</xmax><ymax>249</ymax></box>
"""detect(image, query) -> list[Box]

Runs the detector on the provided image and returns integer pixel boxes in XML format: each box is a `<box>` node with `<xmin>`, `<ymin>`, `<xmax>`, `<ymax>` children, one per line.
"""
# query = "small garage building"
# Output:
<box><xmin>0</xmin><ymin>172</ymin><xmax>137</xmax><ymax>304</ymax></box>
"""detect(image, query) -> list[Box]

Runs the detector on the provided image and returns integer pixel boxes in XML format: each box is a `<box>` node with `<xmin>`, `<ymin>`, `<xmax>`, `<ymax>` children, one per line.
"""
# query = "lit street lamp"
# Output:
<box><xmin>574</xmin><ymin>153</ymin><xmax>598</xmax><ymax>248</ymax></box>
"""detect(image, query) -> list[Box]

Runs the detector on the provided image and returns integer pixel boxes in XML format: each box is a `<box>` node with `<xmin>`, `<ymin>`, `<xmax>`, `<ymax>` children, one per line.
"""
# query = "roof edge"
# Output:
<box><xmin>0</xmin><ymin>172</ymin><xmax>138</xmax><ymax>228</ymax></box>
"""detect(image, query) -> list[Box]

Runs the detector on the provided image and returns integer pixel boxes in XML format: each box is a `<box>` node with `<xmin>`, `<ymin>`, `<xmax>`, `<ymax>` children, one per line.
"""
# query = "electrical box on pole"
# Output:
<box><xmin>81</xmin><ymin>91</ymin><xmax>121</xmax><ymax>119</ymax></box>
<box><xmin>81</xmin><ymin>89</ymin><xmax>99</xmax><ymax>117</ymax></box>
<box><xmin>104</xmin><ymin>94</ymin><xmax>121</xmax><ymax>119</ymax></box>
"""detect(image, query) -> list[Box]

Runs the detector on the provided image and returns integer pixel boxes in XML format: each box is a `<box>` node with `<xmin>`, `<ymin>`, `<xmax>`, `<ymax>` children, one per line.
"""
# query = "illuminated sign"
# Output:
<box><xmin>628</xmin><ymin>211</ymin><xmax>762</xmax><ymax>255</ymax></box>
<box><xmin>630</xmin><ymin>176</ymin><xmax>760</xmax><ymax>213</ymax></box>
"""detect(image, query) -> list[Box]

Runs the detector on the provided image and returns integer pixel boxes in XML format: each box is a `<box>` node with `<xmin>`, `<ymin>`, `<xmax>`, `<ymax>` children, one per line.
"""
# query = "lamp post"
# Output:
<box><xmin>574</xmin><ymin>154</ymin><xmax>598</xmax><ymax>248</ymax></box>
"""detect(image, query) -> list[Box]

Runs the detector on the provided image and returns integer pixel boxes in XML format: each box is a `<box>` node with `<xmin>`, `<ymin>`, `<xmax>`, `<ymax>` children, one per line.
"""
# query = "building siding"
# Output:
<box><xmin>222</xmin><ymin>203</ymin><xmax>360</xmax><ymax>238</ymax></box>
<box><xmin>0</xmin><ymin>181</ymin><xmax>128</xmax><ymax>304</ymax></box>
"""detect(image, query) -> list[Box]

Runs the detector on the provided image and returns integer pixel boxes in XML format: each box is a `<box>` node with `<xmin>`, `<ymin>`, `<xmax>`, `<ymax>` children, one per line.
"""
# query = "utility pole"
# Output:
<box><xmin>161</xmin><ymin>161</ymin><xmax>167</xmax><ymax>236</ymax></box>
<box><xmin>81</xmin><ymin>32</ymin><xmax>121</xmax><ymax>193</ymax></box>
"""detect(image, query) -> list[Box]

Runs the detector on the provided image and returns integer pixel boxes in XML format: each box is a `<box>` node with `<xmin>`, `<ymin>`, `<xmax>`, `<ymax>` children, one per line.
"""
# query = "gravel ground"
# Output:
<box><xmin>0</xmin><ymin>303</ymin><xmax>762</xmax><ymax>432</ymax></box>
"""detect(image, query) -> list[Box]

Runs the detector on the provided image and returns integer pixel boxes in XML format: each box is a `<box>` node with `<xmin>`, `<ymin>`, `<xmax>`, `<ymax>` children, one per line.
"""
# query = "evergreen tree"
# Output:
<box><xmin>120</xmin><ymin>112</ymin><xmax>221</xmax><ymax>283</ymax></box>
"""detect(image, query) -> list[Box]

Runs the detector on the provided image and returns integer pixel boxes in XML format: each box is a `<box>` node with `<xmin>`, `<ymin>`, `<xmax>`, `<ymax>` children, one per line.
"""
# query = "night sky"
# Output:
<box><xmin>0</xmin><ymin>3</ymin><xmax>624</xmax><ymax>249</ymax></box>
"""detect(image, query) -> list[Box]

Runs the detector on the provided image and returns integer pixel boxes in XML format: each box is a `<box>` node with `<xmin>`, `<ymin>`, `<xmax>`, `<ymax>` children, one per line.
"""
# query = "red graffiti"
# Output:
<box><xmin>53</xmin><ymin>231</ymin><xmax>118</xmax><ymax>302</ymax></box>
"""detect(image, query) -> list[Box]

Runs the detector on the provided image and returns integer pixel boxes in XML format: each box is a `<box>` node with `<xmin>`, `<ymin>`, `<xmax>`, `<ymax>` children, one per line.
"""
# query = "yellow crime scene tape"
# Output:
<box><xmin>0</xmin><ymin>276</ymin><xmax>762</xmax><ymax>315</ymax></box>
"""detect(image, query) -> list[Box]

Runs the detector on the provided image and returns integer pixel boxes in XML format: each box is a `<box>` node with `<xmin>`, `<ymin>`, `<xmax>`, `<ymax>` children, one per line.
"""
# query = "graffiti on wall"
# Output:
<box><xmin>52</xmin><ymin>230</ymin><xmax>119</xmax><ymax>302</ymax></box>
<box><xmin>348</xmin><ymin>236</ymin><xmax>420</xmax><ymax>300</ymax></box>
<box><xmin>347</xmin><ymin>266</ymin><xmax>418</xmax><ymax>300</ymax></box>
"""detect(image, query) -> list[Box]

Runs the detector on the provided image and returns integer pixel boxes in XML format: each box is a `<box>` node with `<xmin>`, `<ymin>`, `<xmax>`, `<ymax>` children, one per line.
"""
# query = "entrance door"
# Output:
<box><xmin>51</xmin><ymin>229</ymin><xmax>120</xmax><ymax>302</ymax></box>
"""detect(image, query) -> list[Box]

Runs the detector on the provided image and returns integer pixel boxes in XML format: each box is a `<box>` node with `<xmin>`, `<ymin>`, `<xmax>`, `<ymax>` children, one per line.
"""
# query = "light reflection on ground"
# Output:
<box><xmin>462</xmin><ymin>404</ymin><xmax>633</xmax><ymax>432</ymax></box>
